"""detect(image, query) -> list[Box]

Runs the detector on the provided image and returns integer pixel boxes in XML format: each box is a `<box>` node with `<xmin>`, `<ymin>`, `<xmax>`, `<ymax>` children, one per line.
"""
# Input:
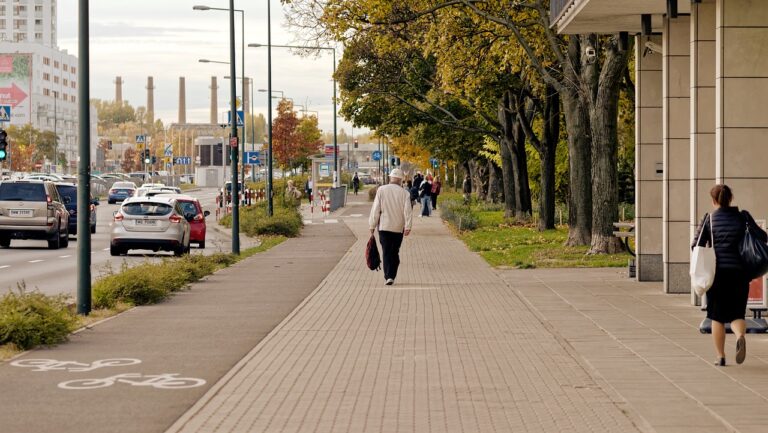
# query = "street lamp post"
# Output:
<box><xmin>249</xmin><ymin>42</ymin><xmax>339</xmax><ymax>187</ymax></box>
<box><xmin>195</xmin><ymin>4</ymin><xmax>248</xmax><ymax>190</ymax></box>
<box><xmin>77</xmin><ymin>0</ymin><xmax>91</xmax><ymax>315</ymax></box>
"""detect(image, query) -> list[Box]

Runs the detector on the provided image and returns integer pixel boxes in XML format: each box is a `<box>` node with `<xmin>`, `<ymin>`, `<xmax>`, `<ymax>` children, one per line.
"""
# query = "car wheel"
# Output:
<box><xmin>198</xmin><ymin>240</ymin><xmax>205</xmax><ymax>249</ymax></box>
<box><xmin>173</xmin><ymin>245</ymin><xmax>185</xmax><ymax>257</ymax></box>
<box><xmin>48</xmin><ymin>228</ymin><xmax>61</xmax><ymax>250</ymax></box>
<box><xmin>90</xmin><ymin>225</ymin><xmax>96</xmax><ymax>234</ymax></box>
<box><xmin>109</xmin><ymin>245</ymin><xmax>122</xmax><ymax>256</ymax></box>
<box><xmin>0</xmin><ymin>237</ymin><xmax>9</xmax><ymax>248</ymax></box>
<box><xmin>60</xmin><ymin>230</ymin><xmax>69</xmax><ymax>248</ymax></box>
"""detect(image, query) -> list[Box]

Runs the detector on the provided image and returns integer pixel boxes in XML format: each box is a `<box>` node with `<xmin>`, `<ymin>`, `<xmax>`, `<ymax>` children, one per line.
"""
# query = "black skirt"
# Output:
<box><xmin>707</xmin><ymin>268</ymin><xmax>749</xmax><ymax>323</ymax></box>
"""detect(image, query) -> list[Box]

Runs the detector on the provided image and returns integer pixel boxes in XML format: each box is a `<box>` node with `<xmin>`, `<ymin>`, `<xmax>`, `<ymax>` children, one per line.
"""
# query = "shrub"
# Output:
<box><xmin>440</xmin><ymin>200</ymin><xmax>479</xmax><ymax>231</ymax></box>
<box><xmin>221</xmin><ymin>202</ymin><xmax>302</xmax><ymax>237</ymax></box>
<box><xmin>368</xmin><ymin>185</ymin><xmax>379</xmax><ymax>201</ymax></box>
<box><xmin>0</xmin><ymin>287</ymin><xmax>78</xmax><ymax>350</ymax></box>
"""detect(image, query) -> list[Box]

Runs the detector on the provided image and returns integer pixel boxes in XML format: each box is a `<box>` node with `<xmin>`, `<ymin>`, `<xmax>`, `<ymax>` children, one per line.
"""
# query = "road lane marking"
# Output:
<box><xmin>102</xmin><ymin>248</ymin><xmax>110</xmax><ymax>251</ymax></box>
<box><xmin>28</xmin><ymin>260</ymin><xmax>44</xmax><ymax>263</ymax></box>
<box><xmin>59</xmin><ymin>255</ymin><xmax>71</xmax><ymax>258</ymax></box>
<box><xmin>324</xmin><ymin>219</ymin><xmax>339</xmax><ymax>224</ymax></box>
<box><xmin>0</xmin><ymin>265</ymin><xmax>9</xmax><ymax>269</ymax></box>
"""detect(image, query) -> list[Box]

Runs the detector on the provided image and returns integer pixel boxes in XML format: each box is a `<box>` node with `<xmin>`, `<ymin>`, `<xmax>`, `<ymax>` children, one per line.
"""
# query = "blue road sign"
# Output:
<box><xmin>372</xmin><ymin>150</ymin><xmax>382</xmax><ymax>161</ymax></box>
<box><xmin>228</xmin><ymin>110</ymin><xmax>245</xmax><ymax>127</ymax></box>
<box><xmin>244</xmin><ymin>151</ymin><xmax>261</xmax><ymax>165</ymax></box>
<box><xmin>136</xmin><ymin>135</ymin><xmax>146</xmax><ymax>144</ymax></box>
<box><xmin>0</xmin><ymin>105</ymin><xmax>11</xmax><ymax>122</ymax></box>
<box><xmin>430</xmin><ymin>157</ymin><xmax>439</xmax><ymax>168</ymax></box>
<box><xmin>174</xmin><ymin>156</ymin><xmax>191</xmax><ymax>165</ymax></box>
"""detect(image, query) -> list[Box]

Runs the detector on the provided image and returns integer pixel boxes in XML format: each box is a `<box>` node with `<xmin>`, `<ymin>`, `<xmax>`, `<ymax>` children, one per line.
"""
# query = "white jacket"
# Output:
<box><xmin>369</xmin><ymin>183</ymin><xmax>413</xmax><ymax>233</ymax></box>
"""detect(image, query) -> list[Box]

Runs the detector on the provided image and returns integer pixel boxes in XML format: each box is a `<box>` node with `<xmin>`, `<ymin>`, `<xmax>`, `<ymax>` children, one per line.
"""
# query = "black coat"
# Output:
<box><xmin>692</xmin><ymin>207</ymin><xmax>767</xmax><ymax>270</ymax></box>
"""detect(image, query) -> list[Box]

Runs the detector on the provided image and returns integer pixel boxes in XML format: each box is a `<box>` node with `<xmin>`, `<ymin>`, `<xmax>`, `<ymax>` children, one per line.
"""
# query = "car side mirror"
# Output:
<box><xmin>92</xmin><ymin>199</ymin><xmax>100</xmax><ymax>206</ymax></box>
<box><xmin>203</xmin><ymin>210</ymin><xmax>211</xmax><ymax>218</ymax></box>
<box><xmin>185</xmin><ymin>215</ymin><xmax>194</xmax><ymax>222</ymax></box>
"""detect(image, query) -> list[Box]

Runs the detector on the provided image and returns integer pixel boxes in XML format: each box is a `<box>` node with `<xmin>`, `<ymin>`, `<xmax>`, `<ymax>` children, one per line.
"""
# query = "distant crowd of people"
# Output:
<box><xmin>405</xmin><ymin>170</ymin><xmax>441</xmax><ymax>218</ymax></box>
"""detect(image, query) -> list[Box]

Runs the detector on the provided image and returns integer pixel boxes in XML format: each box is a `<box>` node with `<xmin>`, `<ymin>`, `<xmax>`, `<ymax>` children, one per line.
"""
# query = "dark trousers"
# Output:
<box><xmin>379</xmin><ymin>230</ymin><xmax>404</xmax><ymax>280</ymax></box>
<box><xmin>431</xmin><ymin>193</ymin><xmax>438</xmax><ymax>209</ymax></box>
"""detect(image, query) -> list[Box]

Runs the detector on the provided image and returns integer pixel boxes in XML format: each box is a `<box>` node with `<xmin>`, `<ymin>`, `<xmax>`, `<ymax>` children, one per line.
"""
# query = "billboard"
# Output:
<box><xmin>0</xmin><ymin>54</ymin><xmax>31</xmax><ymax>125</ymax></box>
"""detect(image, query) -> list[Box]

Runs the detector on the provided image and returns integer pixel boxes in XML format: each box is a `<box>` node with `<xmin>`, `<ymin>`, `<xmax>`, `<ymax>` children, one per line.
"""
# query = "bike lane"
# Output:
<box><xmin>0</xmin><ymin>218</ymin><xmax>356</xmax><ymax>433</ymax></box>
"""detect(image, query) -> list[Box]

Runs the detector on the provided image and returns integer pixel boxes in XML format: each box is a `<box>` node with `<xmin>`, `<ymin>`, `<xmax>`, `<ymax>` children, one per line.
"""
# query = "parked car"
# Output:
<box><xmin>157</xmin><ymin>194</ymin><xmax>209</xmax><ymax>248</ymax></box>
<box><xmin>24</xmin><ymin>173</ymin><xmax>63</xmax><ymax>182</ymax></box>
<box><xmin>101</xmin><ymin>173</ymin><xmax>132</xmax><ymax>182</ymax></box>
<box><xmin>145</xmin><ymin>187</ymin><xmax>182</xmax><ymax>198</ymax></box>
<box><xmin>109</xmin><ymin>197</ymin><xmax>191</xmax><ymax>256</ymax></box>
<box><xmin>54</xmin><ymin>183</ymin><xmax>98</xmax><ymax>236</ymax></box>
<box><xmin>0</xmin><ymin>180</ymin><xmax>70</xmax><ymax>249</ymax></box>
<box><xmin>107</xmin><ymin>181</ymin><xmax>137</xmax><ymax>204</ymax></box>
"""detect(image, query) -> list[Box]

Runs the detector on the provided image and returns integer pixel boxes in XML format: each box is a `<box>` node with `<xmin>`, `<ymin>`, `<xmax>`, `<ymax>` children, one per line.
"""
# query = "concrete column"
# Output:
<box><xmin>691</xmin><ymin>0</ymin><xmax>716</xmax><ymax>304</ymax></box>
<box><xmin>210</xmin><ymin>76</ymin><xmax>218</xmax><ymax>125</ymax></box>
<box><xmin>716</xmin><ymin>0</ymin><xmax>768</xmax><ymax>219</ymax></box>
<box><xmin>635</xmin><ymin>35</ymin><xmax>664</xmax><ymax>281</ymax></box>
<box><xmin>146</xmin><ymin>76</ymin><xmax>155</xmax><ymax>125</ymax></box>
<box><xmin>663</xmin><ymin>15</ymin><xmax>691</xmax><ymax>293</ymax></box>
<box><xmin>178</xmin><ymin>77</ymin><xmax>186</xmax><ymax>125</ymax></box>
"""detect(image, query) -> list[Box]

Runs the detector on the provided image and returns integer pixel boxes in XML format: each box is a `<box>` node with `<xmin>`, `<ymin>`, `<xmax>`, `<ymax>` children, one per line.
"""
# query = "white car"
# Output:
<box><xmin>109</xmin><ymin>196</ymin><xmax>191</xmax><ymax>256</ymax></box>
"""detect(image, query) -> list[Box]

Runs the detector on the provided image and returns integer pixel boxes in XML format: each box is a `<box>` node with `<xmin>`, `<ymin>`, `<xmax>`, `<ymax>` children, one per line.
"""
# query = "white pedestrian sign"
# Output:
<box><xmin>136</xmin><ymin>135</ymin><xmax>146</xmax><ymax>144</ymax></box>
<box><xmin>0</xmin><ymin>105</ymin><xmax>11</xmax><ymax>122</ymax></box>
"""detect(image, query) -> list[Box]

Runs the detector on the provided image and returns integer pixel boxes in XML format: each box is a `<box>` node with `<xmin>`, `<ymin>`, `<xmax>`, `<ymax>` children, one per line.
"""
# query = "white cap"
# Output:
<box><xmin>389</xmin><ymin>168</ymin><xmax>404</xmax><ymax>179</ymax></box>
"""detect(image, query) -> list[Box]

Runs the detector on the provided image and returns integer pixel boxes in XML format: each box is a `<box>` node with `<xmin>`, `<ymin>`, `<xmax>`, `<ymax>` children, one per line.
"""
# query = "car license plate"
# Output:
<box><xmin>135</xmin><ymin>219</ymin><xmax>157</xmax><ymax>226</ymax></box>
<box><xmin>9</xmin><ymin>209</ymin><xmax>33</xmax><ymax>217</ymax></box>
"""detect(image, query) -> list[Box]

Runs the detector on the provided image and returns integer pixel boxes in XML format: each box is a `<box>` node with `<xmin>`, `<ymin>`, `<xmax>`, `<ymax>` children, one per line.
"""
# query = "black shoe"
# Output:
<box><xmin>715</xmin><ymin>357</ymin><xmax>726</xmax><ymax>367</ymax></box>
<box><xmin>736</xmin><ymin>336</ymin><xmax>746</xmax><ymax>364</ymax></box>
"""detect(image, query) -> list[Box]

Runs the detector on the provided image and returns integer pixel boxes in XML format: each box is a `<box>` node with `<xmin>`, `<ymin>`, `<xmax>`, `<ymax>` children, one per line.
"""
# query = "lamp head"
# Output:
<box><xmin>248</xmin><ymin>43</ymin><xmax>263</xmax><ymax>48</ymax></box>
<box><xmin>192</xmin><ymin>5</ymin><xmax>211</xmax><ymax>10</ymax></box>
<box><xmin>198</xmin><ymin>59</ymin><xmax>210</xmax><ymax>63</ymax></box>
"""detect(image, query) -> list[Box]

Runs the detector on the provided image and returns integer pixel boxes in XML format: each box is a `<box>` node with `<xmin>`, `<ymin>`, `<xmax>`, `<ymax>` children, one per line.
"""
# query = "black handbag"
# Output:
<box><xmin>740</xmin><ymin>211</ymin><xmax>768</xmax><ymax>280</ymax></box>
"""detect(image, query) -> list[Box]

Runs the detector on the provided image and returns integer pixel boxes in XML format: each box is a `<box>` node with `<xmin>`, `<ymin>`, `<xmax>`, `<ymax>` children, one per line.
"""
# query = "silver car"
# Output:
<box><xmin>109</xmin><ymin>197</ymin><xmax>190</xmax><ymax>256</ymax></box>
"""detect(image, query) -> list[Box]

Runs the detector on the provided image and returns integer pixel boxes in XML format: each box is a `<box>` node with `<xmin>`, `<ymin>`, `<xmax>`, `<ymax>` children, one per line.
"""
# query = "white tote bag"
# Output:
<box><xmin>690</xmin><ymin>214</ymin><xmax>716</xmax><ymax>297</ymax></box>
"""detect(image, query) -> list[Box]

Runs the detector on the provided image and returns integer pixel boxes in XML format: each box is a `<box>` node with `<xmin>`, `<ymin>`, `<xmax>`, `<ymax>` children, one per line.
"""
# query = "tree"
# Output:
<box><xmin>295</xmin><ymin>115</ymin><xmax>324</xmax><ymax>168</ymax></box>
<box><xmin>91</xmin><ymin>99</ymin><xmax>136</xmax><ymax>129</ymax></box>
<box><xmin>271</xmin><ymin>99</ymin><xmax>301</xmax><ymax>170</ymax></box>
<box><xmin>6</xmin><ymin>124</ymin><xmax>57</xmax><ymax>171</ymax></box>
<box><xmin>122</xmin><ymin>148</ymin><xmax>138</xmax><ymax>172</ymax></box>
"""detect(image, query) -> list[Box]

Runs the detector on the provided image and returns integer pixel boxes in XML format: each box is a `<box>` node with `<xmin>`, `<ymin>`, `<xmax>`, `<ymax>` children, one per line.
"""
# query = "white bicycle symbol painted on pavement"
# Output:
<box><xmin>58</xmin><ymin>373</ymin><xmax>207</xmax><ymax>390</ymax></box>
<box><xmin>11</xmin><ymin>358</ymin><xmax>142</xmax><ymax>372</ymax></box>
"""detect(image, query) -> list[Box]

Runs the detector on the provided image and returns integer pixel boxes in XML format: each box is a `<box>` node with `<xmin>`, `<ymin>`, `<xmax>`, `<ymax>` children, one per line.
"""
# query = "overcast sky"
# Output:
<box><xmin>57</xmin><ymin>0</ymin><xmax>357</xmax><ymax>137</ymax></box>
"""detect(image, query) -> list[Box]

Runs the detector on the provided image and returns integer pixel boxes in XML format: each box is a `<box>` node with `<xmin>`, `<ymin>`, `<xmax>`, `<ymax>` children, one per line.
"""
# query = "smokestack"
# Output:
<box><xmin>243</xmin><ymin>77</ymin><xmax>250</xmax><ymax>118</ymax></box>
<box><xmin>210</xmin><ymin>76</ymin><xmax>218</xmax><ymax>124</ymax></box>
<box><xmin>178</xmin><ymin>76</ymin><xmax>186</xmax><ymax>124</ymax></box>
<box><xmin>115</xmin><ymin>76</ymin><xmax>123</xmax><ymax>103</ymax></box>
<box><xmin>146</xmin><ymin>76</ymin><xmax>155</xmax><ymax>125</ymax></box>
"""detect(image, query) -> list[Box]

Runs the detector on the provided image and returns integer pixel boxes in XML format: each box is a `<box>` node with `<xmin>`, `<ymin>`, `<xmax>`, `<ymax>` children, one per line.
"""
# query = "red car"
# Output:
<box><xmin>158</xmin><ymin>194</ymin><xmax>209</xmax><ymax>248</ymax></box>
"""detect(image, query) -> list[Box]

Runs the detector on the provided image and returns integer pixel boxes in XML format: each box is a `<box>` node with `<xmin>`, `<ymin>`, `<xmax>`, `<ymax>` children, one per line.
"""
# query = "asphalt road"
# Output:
<box><xmin>0</xmin><ymin>188</ymin><xmax>253</xmax><ymax>297</ymax></box>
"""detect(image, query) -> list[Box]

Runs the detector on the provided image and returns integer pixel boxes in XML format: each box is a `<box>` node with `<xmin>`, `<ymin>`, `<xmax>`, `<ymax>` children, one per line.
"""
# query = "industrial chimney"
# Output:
<box><xmin>178</xmin><ymin>77</ymin><xmax>186</xmax><ymax>124</ymax></box>
<box><xmin>115</xmin><ymin>76</ymin><xmax>123</xmax><ymax>103</ymax></box>
<box><xmin>210</xmin><ymin>76</ymin><xmax>218</xmax><ymax>124</ymax></box>
<box><xmin>146</xmin><ymin>76</ymin><xmax>155</xmax><ymax>125</ymax></box>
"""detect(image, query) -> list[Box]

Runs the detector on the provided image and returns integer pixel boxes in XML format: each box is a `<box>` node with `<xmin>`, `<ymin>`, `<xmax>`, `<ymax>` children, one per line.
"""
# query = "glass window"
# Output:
<box><xmin>121</xmin><ymin>202</ymin><xmax>173</xmax><ymax>216</ymax></box>
<box><xmin>55</xmin><ymin>185</ymin><xmax>77</xmax><ymax>204</ymax></box>
<box><xmin>0</xmin><ymin>183</ymin><xmax>46</xmax><ymax>201</ymax></box>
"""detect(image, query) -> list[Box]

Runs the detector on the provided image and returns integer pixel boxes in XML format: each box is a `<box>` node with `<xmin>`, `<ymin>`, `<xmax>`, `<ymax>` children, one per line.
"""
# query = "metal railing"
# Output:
<box><xmin>550</xmin><ymin>0</ymin><xmax>574</xmax><ymax>25</ymax></box>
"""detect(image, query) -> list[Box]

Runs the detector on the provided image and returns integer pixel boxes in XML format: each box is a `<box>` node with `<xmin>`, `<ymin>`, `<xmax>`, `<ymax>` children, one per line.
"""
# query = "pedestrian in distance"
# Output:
<box><xmin>304</xmin><ymin>176</ymin><xmax>313</xmax><ymax>205</ymax></box>
<box><xmin>419</xmin><ymin>175</ymin><xmax>433</xmax><ymax>217</ymax></box>
<box><xmin>353</xmin><ymin>172</ymin><xmax>360</xmax><ymax>195</ymax></box>
<box><xmin>369</xmin><ymin>168</ymin><xmax>413</xmax><ymax>286</ymax></box>
<box><xmin>462</xmin><ymin>176</ymin><xmax>472</xmax><ymax>205</ymax></box>
<box><xmin>431</xmin><ymin>176</ymin><xmax>442</xmax><ymax>210</ymax></box>
<box><xmin>692</xmin><ymin>184</ymin><xmax>767</xmax><ymax>366</ymax></box>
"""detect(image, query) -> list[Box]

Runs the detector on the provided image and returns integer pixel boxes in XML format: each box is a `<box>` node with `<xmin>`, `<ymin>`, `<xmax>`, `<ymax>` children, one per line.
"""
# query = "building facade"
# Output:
<box><xmin>0</xmin><ymin>0</ymin><xmax>57</xmax><ymax>46</ymax></box>
<box><xmin>551</xmin><ymin>0</ymin><xmax>765</xmax><ymax>300</ymax></box>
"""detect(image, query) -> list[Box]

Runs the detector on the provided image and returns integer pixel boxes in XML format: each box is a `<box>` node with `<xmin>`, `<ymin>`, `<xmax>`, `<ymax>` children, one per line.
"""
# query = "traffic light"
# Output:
<box><xmin>107</xmin><ymin>140</ymin><xmax>113</xmax><ymax>150</ymax></box>
<box><xmin>354</xmin><ymin>139</ymin><xmax>358</xmax><ymax>149</ymax></box>
<box><xmin>0</xmin><ymin>129</ymin><xmax>7</xmax><ymax>161</ymax></box>
<box><xmin>151</xmin><ymin>156</ymin><xmax>157</xmax><ymax>164</ymax></box>
<box><xmin>143</xmin><ymin>149</ymin><xmax>150</xmax><ymax>164</ymax></box>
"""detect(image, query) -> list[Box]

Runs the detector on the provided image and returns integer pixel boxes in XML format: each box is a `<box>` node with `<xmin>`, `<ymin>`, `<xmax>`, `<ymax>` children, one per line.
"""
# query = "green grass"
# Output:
<box><xmin>439</xmin><ymin>193</ymin><xmax>631</xmax><ymax>269</ymax></box>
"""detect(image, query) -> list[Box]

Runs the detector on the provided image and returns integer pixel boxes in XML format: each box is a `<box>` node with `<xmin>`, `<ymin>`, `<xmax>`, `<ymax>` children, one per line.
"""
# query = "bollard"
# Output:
<box><xmin>628</xmin><ymin>258</ymin><xmax>636</xmax><ymax>278</ymax></box>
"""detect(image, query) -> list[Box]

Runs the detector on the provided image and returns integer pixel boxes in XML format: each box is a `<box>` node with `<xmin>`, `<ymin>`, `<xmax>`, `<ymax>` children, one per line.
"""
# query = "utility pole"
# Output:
<box><xmin>76</xmin><ymin>0</ymin><xmax>92</xmax><ymax>315</ymax></box>
<box><xmin>228</xmin><ymin>0</ymin><xmax>240</xmax><ymax>254</ymax></box>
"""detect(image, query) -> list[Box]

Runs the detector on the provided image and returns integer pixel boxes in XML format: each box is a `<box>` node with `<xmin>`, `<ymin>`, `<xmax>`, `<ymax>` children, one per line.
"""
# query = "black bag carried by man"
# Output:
<box><xmin>740</xmin><ymin>210</ymin><xmax>768</xmax><ymax>280</ymax></box>
<box><xmin>365</xmin><ymin>235</ymin><xmax>381</xmax><ymax>271</ymax></box>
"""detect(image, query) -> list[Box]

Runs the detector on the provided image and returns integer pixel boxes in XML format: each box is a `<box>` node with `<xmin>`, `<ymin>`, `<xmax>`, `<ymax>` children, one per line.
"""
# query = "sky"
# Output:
<box><xmin>57</xmin><ymin>0</ymin><xmax>356</xmax><ymax>138</ymax></box>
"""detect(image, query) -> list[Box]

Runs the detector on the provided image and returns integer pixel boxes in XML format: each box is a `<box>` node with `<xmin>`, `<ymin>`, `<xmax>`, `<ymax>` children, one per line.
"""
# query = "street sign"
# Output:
<box><xmin>244</xmin><ymin>151</ymin><xmax>261</xmax><ymax>165</ymax></box>
<box><xmin>229</xmin><ymin>136</ymin><xmax>238</xmax><ymax>148</ymax></box>
<box><xmin>174</xmin><ymin>156</ymin><xmax>192</xmax><ymax>165</ymax></box>
<box><xmin>430</xmin><ymin>157</ymin><xmax>439</xmax><ymax>168</ymax></box>
<box><xmin>0</xmin><ymin>105</ymin><xmax>11</xmax><ymax>122</ymax></box>
<box><xmin>136</xmin><ymin>135</ymin><xmax>145</xmax><ymax>144</ymax></box>
<box><xmin>372</xmin><ymin>150</ymin><xmax>382</xmax><ymax>161</ymax></box>
<box><xmin>164</xmin><ymin>149</ymin><xmax>173</xmax><ymax>157</ymax></box>
<box><xmin>227</xmin><ymin>110</ymin><xmax>244</xmax><ymax>127</ymax></box>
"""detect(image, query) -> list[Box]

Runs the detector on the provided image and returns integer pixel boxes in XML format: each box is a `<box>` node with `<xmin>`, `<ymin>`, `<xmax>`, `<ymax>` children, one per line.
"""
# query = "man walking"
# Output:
<box><xmin>369</xmin><ymin>168</ymin><xmax>413</xmax><ymax>285</ymax></box>
<box><xmin>352</xmin><ymin>172</ymin><xmax>360</xmax><ymax>195</ymax></box>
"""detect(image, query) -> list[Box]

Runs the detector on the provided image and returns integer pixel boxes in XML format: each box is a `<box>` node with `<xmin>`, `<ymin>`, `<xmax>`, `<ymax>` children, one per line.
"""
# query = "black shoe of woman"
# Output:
<box><xmin>714</xmin><ymin>357</ymin><xmax>726</xmax><ymax>367</ymax></box>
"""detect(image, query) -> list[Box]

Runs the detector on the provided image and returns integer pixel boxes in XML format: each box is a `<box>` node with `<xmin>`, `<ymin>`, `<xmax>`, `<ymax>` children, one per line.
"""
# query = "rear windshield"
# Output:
<box><xmin>121</xmin><ymin>202</ymin><xmax>173</xmax><ymax>216</ymax></box>
<box><xmin>178</xmin><ymin>201</ymin><xmax>199</xmax><ymax>217</ymax></box>
<box><xmin>113</xmin><ymin>182</ymin><xmax>135</xmax><ymax>189</ymax></box>
<box><xmin>0</xmin><ymin>183</ymin><xmax>47</xmax><ymax>201</ymax></box>
<box><xmin>56</xmin><ymin>185</ymin><xmax>77</xmax><ymax>204</ymax></box>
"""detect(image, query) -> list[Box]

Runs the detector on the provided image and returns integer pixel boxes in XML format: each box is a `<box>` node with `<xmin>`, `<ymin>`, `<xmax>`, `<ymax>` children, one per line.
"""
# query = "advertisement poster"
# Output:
<box><xmin>0</xmin><ymin>54</ymin><xmax>31</xmax><ymax>125</ymax></box>
<box><xmin>748</xmin><ymin>219</ymin><xmax>768</xmax><ymax>309</ymax></box>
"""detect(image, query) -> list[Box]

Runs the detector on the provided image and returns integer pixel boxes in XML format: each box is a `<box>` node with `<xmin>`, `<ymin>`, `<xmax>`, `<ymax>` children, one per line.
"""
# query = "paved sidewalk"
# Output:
<box><xmin>0</xmin><ymin>222</ymin><xmax>355</xmax><ymax>433</ymax></box>
<box><xmin>170</xmin><ymin>198</ymin><xmax>645</xmax><ymax>433</ymax></box>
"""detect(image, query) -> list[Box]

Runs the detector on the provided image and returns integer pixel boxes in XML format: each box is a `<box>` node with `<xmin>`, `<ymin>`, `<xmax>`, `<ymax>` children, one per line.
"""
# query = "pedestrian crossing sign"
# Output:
<box><xmin>0</xmin><ymin>105</ymin><xmax>11</xmax><ymax>122</ymax></box>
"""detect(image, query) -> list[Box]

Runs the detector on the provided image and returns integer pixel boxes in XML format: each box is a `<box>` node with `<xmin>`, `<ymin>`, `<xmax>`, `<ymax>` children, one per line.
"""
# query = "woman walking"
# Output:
<box><xmin>692</xmin><ymin>185</ymin><xmax>767</xmax><ymax>366</ymax></box>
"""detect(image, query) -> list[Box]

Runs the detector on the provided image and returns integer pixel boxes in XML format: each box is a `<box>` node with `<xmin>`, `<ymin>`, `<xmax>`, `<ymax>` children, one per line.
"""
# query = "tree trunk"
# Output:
<box><xmin>586</xmin><ymin>37</ymin><xmax>629</xmax><ymax>254</ymax></box>
<box><xmin>561</xmin><ymin>90</ymin><xmax>592</xmax><ymax>246</ymax></box>
<box><xmin>538</xmin><ymin>87</ymin><xmax>560</xmax><ymax>231</ymax></box>
<box><xmin>511</xmin><ymin>121</ymin><xmax>532</xmax><ymax>219</ymax></box>
<box><xmin>497</xmin><ymin>101</ymin><xmax>516</xmax><ymax>218</ymax></box>
<box><xmin>487</xmin><ymin>160</ymin><xmax>503</xmax><ymax>203</ymax></box>
<box><xmin>469</xmin><ymin>159</ymin><xmax>488</xmax><ymax>201</ymax></box>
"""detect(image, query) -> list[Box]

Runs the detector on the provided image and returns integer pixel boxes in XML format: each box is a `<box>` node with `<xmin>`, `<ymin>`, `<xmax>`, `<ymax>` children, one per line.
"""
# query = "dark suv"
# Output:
<box><xmin>0</xmin><ymin>180</ymin><xmax>70</xmax><ymax>249</ymax></box>
<box><xmin>55</xmin><ymin>183</ymin><xmax>98</xmax><ymax>236</ymax></box>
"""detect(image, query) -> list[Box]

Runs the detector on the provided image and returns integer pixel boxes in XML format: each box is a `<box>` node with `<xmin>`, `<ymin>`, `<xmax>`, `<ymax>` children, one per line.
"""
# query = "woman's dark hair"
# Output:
<box><xmin>710</xmin><ymin>184</ymin><xmax>733</xmax><ymax>207</ymax></box>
